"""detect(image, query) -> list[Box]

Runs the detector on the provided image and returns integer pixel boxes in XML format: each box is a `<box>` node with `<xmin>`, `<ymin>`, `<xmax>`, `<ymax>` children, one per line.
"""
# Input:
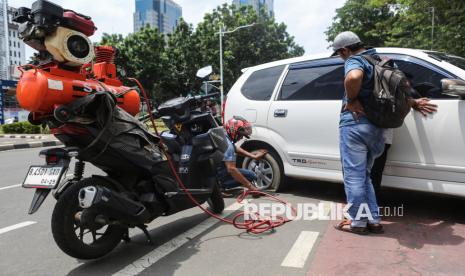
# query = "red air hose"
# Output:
<box><xmin>129</xmin><ymin>78</ymin><xmax>296</xmax><ymax>234</ymax></box>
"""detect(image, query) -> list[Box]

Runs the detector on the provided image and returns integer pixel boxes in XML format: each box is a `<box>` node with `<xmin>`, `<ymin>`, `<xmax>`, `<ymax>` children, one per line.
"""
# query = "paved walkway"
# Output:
<box><xmin>0</xmin><ymin>135</ymin><xmax>61</xmax><ymax>151</ymax></box>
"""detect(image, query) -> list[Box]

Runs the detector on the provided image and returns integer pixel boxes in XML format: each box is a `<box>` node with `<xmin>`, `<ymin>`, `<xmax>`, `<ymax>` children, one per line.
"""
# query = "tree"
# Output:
<box><xmin>163</xmin><ymin>18</ymin><xmax>203</xmax><ymax>98</ymax></box>
<box><xmin>325</xmin><ymin>0</ymin><xmax>397</xmax><ymax>47</ymax></box>
<box><xmin>326</xmin><ymin>0</ymin><xmax>465</xmax><ymax>57</ymax></box>
<box><xmin>101</xmin><ymin>28</ymin><xmax>167</xmax><ymax>100</ymax></box>
<box><xmin>387</xmin><ymin>0</ymin><xmax>465</xmax><ymax>56</ymax></box>
<box><xmin>195</xmin><ymin>4</ymin><xmax>304</xmax><ymax>91</ymax></box>
<box><xmin>99</xmin><ymin>4</ymin><xmax>304</xmax><ymax>101</ymax></box>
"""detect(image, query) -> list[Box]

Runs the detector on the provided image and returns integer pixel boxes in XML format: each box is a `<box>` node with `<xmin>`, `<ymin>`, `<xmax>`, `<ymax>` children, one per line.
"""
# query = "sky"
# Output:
<box><xmin>13</xmin><ymin>0</ymin><xmax>346</xmax><ymax>59</ymax></box>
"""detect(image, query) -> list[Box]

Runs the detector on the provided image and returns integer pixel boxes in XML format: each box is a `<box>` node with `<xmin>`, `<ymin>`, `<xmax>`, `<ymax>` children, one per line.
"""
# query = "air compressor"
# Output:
<box><xmin>13</xmin><ymin>0</ymin><xmax>141</xmax><ymax>123</ymax></box>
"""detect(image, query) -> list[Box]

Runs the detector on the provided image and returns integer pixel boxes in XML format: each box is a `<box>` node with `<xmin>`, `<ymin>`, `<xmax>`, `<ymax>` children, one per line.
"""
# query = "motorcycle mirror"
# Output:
<box><xmin>196</xmin><ymin>65</ymin><xmax>213</xmax><ymax>79</ymax></box>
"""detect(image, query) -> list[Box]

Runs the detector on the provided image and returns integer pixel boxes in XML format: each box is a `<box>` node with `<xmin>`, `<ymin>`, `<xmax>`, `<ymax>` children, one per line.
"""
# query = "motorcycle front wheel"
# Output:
<box><xmin>51</xmin><ymin>177</ymin><xmax>126</xmax><ymax>259</ymax></box>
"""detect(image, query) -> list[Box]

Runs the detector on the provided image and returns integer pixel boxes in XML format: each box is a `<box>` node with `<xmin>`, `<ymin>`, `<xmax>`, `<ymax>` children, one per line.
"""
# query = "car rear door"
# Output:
<box><xmin>225</xmin><ymin>65</ymin><xmax>286</xmax><ymax>127</ymax></box>
<box><xmin>267</xmin><ymin>58</ymin><xmax>345</xmax><ymax>172</ymax></box>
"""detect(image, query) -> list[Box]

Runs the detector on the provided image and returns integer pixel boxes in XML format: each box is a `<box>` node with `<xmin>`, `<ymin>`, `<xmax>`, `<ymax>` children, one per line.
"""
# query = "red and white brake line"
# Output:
<box><xmin>130</xmin><ymin>78</ymin><xmax>296</xmax><ymax>234</ymax></box>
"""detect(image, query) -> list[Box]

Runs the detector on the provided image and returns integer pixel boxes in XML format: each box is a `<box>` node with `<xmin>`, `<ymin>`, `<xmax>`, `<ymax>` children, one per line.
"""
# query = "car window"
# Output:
<box><xmin>241</xmin><ymin>65</ymin><xmax>285</xmax><ymax>101</ymax></box>
<box><xmin>388</xmin><ymin>58</ymin><xmax>455</xmax><ymax>99</ymax></box>
<box><xmin>424</xmin><ymin>51</ymin><xmax>465</xmax><ymax>71</ymax></box>
<box><xmin>279</xmin><ymin>65</ymin><xmax>344</xmax><ymax>100</ymax></box>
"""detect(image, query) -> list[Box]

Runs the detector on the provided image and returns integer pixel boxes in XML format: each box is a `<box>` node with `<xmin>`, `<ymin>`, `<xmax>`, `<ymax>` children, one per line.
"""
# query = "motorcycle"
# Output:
<box><xmin>15</xmin><ymin>0</ymin><xmax>227</xmax><ymax>259</ymax></box>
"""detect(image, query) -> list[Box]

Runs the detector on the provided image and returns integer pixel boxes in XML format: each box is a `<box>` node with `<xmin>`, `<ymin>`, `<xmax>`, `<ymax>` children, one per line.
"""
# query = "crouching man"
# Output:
<box><xmin>218</xmin><ymin>116</ymin><xmax>267</xmax><ymax>196</ymax></box>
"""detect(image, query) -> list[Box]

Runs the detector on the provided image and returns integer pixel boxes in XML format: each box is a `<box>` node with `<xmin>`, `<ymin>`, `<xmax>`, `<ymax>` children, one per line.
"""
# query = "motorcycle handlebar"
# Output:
<box><xmin>139</xmin><ymin>93</ymin><xmax>219</xmax><ymax>122</ymax></box>
<box><xmin>194</xmin><ymin>92</ymin><xmax>220</xmax><ymax>101</ymax></box>
<box><xmin>138</xmin><ymin>109</ymin><xmax>160</xmax><ymax>122</ymax></box>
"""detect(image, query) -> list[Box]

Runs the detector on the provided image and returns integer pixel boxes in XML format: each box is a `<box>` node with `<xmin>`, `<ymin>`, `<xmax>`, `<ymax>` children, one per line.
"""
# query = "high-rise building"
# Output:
<box><xmin>133</xmin><ymin>0</ymin><xmax>182</xmax><ymax>34</ymax></box>
<box><xmin>0</xmin><ymin>1</ymin><xmax>26</xmax><ymax>80</ymax></box>
<box><xmin>232</xmin><ymin>0</ymin><xmax>274</xmax><ymax>17</ymax></box>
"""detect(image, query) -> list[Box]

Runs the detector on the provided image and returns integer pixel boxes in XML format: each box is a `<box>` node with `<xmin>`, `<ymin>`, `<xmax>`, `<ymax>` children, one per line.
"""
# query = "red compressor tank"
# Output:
<box><xmin>16</xmin><ymin>66</ymin><xmax>141</xmax><ymax>116</ymax></box>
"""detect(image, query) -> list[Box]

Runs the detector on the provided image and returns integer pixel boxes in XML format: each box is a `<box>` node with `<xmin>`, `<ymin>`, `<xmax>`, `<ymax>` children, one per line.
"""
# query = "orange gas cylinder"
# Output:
<box><xmin>16</xmin><ymin>67</ymin><xmax>140</xmax><ymax>116</ymax></box>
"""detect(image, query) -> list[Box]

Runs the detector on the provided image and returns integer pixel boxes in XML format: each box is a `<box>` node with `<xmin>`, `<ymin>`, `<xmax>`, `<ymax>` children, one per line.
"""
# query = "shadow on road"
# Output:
<box><xmin>66</xmin><ymin>213</ymin><xmax>209</xmax><ymax>276</ymax></box>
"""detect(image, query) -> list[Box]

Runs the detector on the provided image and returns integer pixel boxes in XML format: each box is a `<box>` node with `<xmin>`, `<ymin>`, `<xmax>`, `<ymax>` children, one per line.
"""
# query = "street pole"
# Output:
<box><xmin>219</xmin><ymin>23</ymin><xmax>224</xmax><ymax>114</ymax></box>
<box><xmin>217</xmin><ymin>22</ymin><xmax>256</xmax><ymax>119</ymax></box>
<box><xmin>431</xmin><ymin>7</ymin><xmax>435</xmax><ymax>51</ymax></box>
<box><xmin>3</xmin><ymin>0</ymin><xmax>11</xmax><ymax>80</ymax></box>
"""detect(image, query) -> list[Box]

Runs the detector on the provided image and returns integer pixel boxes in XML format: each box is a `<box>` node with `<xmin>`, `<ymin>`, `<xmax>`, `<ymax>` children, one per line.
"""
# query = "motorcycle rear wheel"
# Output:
<box><xmin>207</xmin><ymin>182</ymin><xmax>225</xmax><ymax>214</ymax></box>
<box><xmin>51</xmin><ymin>177</ymin><xmax>126</xmax><ymax>259</ymax></box>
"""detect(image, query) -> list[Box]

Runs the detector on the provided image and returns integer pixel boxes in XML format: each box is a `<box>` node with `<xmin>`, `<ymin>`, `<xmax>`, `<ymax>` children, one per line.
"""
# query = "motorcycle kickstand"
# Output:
<box><xmin>137</xmin><ymin>224</ymin><xmax>154</xmax><ymax>245</ymax></box>
<box><xmin>122</xmin><ymin>228</ymin><xmax>131</xmax><ymax>243</ymax></box>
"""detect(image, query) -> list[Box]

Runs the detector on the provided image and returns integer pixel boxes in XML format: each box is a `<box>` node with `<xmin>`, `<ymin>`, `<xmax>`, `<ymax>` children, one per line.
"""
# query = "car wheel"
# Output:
<box><xmin>242</xmin><ymin>150</ymin><xmax>284</xmax><ymax>192</ymax></box>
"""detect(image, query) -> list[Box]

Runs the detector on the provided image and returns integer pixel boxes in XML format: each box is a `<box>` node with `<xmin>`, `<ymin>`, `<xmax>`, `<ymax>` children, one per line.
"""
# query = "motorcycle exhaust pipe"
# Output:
<box><xmin>78</xmin><ymin>186</ymin><xmax>150</xmax><ymax>225</ymax></box>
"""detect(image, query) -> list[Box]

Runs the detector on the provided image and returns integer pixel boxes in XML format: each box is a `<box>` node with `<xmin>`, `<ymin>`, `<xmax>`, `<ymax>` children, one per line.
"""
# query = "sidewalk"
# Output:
<box><xmin>0</xmin><ymin>134</ymin><xmax>51</xmax><ymax>139</ymax></box>
<box><xmin>0</xmin><ymin>134</ymin><xmax>62</xmax><ymax>151</ymax></box>
<box><xmin>307</xmin><ymin>190</ymin><xmax>465</xmax><ymax>275</ymax></box>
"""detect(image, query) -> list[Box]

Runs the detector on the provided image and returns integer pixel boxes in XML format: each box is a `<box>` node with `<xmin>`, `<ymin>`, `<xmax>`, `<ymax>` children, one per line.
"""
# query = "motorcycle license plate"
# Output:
<box><xmin>22</xmin><ymin>165</ymin><xmax>65</xmax><ymax>189</ymax></box>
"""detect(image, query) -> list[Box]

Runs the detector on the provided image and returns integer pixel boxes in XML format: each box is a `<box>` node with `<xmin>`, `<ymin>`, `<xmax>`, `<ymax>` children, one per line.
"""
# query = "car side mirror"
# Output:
<box><xmin>196</xmin><ymin>65</ymin><xmax>213</xmax><ymax>79</ymax></box>
<box><xmin>442</xmin><ymin>79</ymin><xmax>465</xmax><ymax>99</ymax></box>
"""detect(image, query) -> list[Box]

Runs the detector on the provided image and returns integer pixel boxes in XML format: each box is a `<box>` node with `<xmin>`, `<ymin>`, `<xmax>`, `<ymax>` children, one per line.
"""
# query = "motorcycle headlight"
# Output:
<box><xmin>45</xmin><ymin>26</ymin><xmax>94</xmax><ymax>66</ymax></box>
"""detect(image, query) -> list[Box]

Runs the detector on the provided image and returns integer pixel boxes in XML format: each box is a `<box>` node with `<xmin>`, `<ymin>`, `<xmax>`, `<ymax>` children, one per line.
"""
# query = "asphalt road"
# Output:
<box><xmin>1</xmin><ymin>147</ymin><xmax>465</xmax><ymax>275</ymax></box>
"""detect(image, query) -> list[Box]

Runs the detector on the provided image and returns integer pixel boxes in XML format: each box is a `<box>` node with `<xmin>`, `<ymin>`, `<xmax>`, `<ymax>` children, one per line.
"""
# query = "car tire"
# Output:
<box><xmin>242</xmin><ymin>150</ymin><xmax>285</xmax><ymax>192</ymax></box>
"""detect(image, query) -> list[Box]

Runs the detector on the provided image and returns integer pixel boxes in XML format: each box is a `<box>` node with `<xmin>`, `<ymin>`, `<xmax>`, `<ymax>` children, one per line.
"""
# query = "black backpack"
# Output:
<box><xmin>361</xmin><ymin>55</ymin><xmax>411</xmax><ymax>128</ymax></box>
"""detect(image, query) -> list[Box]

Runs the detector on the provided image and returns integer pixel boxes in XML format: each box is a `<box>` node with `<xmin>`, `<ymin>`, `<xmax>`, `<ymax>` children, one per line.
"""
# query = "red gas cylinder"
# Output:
<box><xmin>16</xmin><ymin>67</ymin><xmax>140</xmax><ymax>116</ymax></box>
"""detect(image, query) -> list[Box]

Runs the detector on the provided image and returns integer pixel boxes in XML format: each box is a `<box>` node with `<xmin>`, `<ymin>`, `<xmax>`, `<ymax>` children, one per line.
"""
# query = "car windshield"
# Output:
<box><xmin>424</xmin><ymin>51</ymin><xmax>465</xmax><ymax>71</ymax></box>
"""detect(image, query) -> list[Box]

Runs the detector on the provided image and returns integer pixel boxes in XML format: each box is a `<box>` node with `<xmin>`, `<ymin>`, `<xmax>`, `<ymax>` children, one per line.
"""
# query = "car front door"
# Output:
<box><xmin>382</xmin><ymin>54</ymin><xmax>465</xmax><ymax>188</ymax></box>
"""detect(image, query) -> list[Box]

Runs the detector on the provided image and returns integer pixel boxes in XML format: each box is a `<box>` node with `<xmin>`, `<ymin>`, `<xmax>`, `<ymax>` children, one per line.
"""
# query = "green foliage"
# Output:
<box><xmin>100</xmin><ymin>4</ymin><xmax>304</xmax><ymax>103</ymax></box>
<box><xmin>2</xmin><ymin>122</ymin><xmax>41</xmax><ymax>134</ymax></box>
<box><xmin>326</xmin><ymin>0</ymin><xmax>465</xmax><ymax>57</ymax></box>
<box><xmin>101</xmin><ymin>28</ymin><xmax>166</xmax><ymax>100</ymax></box>
<box><xmin>326</xmin><ymin>0</ymin><xmax>396</xmax><ymax>48</ymax></box>
<box><xmin>195</xmin><ymin>4</ymin><xmax>304</xmax><ymax>93</ymax></box>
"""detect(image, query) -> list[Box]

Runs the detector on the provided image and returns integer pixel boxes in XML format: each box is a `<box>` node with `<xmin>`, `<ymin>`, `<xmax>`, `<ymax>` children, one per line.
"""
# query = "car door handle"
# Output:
<box><xmin>274</xmin><ymin>109</ymin><xmax>288</xmax><ymax>117</ymax></box>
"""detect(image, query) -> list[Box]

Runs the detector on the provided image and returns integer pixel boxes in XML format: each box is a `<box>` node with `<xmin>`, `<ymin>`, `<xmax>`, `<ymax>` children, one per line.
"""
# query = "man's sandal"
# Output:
<box><xmin>367</xmin><ymin>223</ymin><xmax>384</xmax><ymax>234</ymax></box>
<box><xmin>334</xmin><ymin>219</ymin><xmax>369</xmax><ymax>235</ymax></box>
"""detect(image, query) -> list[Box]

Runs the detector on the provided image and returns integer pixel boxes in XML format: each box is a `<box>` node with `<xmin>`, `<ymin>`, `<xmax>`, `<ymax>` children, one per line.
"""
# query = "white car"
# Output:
<box><xmin>224</xmin><ymin>48</ymin><xmax>465</xmax><ymax>197</ymax></box>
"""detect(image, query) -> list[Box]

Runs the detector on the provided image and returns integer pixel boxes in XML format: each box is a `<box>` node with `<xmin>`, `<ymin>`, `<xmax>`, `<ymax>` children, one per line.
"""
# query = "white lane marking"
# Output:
<box><xmin>224</xmin><ymin>199</ymin><xmax>249</xmax><ymax>211</ymax></box>
<box><xmin>0</xmin><ymin>221</ymin><xmax>37</xmax><ymax>235</ymax></box>
<box><xmin>0</xmin><ymin>184</ymin><xmax>22</xmax><ymax>191</ymax></box>
<box><xmin>281</xmin><ymin>231</ymin><xmax>319</xmax><ymax>268</ymax></box>
<box><xmin>0</xmin><ymin>174</ymin><xmax>74</xmax><ymax>192</ymax></box>
<box><xmin>323</xmin><ymin>201</ymin><xmax>332</xmax><ymax>217</ymax></box>
<box><xmin>113</xmin><ymin>202</ymin><xmax>244</xmax><ymax>276</ymax></box>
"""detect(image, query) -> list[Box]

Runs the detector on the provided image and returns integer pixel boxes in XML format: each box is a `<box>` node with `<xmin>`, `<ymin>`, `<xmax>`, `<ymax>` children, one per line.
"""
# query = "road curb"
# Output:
<box><xmin>0</xmin><ymin>140</ymin><xmax>63</xmax><ymax>152</ymax></box>
<box><xmin>0</xmin><ymin>135</ymin><xmax>46</xmax><ymax>139</ymax></box>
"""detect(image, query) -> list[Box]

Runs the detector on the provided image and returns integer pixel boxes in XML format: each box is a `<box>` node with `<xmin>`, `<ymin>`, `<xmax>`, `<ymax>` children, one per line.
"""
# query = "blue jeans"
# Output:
<box><xmin>221</xmin><ymin>168</ymin><xmax>257</xmax><ymax>189</ymax></box>
<box><xmin>340</xmin><ymin>123</ymin><xmax>385</xmax><ymax>227</ymax></box>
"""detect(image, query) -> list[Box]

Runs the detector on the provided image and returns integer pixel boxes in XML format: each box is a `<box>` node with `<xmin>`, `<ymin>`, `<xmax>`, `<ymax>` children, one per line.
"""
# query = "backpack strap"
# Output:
<box><xmin>363</xmin><ymin>54</ymin><xmax>391</xmax><ymax>67</ymax></box>
<box><xmin>362</xmin><ymin>54</ymin><xmax>377</xmax><ymax>65</ymax></box>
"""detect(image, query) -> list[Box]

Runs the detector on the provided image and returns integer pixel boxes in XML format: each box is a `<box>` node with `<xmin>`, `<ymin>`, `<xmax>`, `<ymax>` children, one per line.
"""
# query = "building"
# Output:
<box><xmin>0</xmin><ymin>1</ymin><xmax>26</xmax><ymax>80</ymax></box>
<box><xmin>133</xmin><ymin>0</ymin><xmax>182</xmax><ymax>34</ymax></box>
<box><xmin>232</xmin><ymin>0</ymin><xmax>274</xmax><ymax>17</ymax></box>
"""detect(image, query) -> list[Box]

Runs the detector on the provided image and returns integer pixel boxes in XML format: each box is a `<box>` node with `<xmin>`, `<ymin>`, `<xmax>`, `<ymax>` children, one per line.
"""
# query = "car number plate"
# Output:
<box><xmin>22</xmin><ymin>165</ymin><xmax>65</xmax><ymax>189</ymax></box>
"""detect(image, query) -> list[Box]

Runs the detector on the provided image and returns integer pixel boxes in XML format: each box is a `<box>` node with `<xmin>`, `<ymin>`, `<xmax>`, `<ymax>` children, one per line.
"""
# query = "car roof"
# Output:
<box><xmin>243</xmin><ymin>47</ymin><xmax>431</xmax><ymax>72</ymax></box>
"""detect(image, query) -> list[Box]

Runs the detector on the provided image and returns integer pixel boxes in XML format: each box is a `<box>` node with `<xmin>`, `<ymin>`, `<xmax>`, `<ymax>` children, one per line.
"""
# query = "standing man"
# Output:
<box><xmin>332</xmin><ymin>31</ymin><xmax>385</xmax><ymax>235</ymax></box>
